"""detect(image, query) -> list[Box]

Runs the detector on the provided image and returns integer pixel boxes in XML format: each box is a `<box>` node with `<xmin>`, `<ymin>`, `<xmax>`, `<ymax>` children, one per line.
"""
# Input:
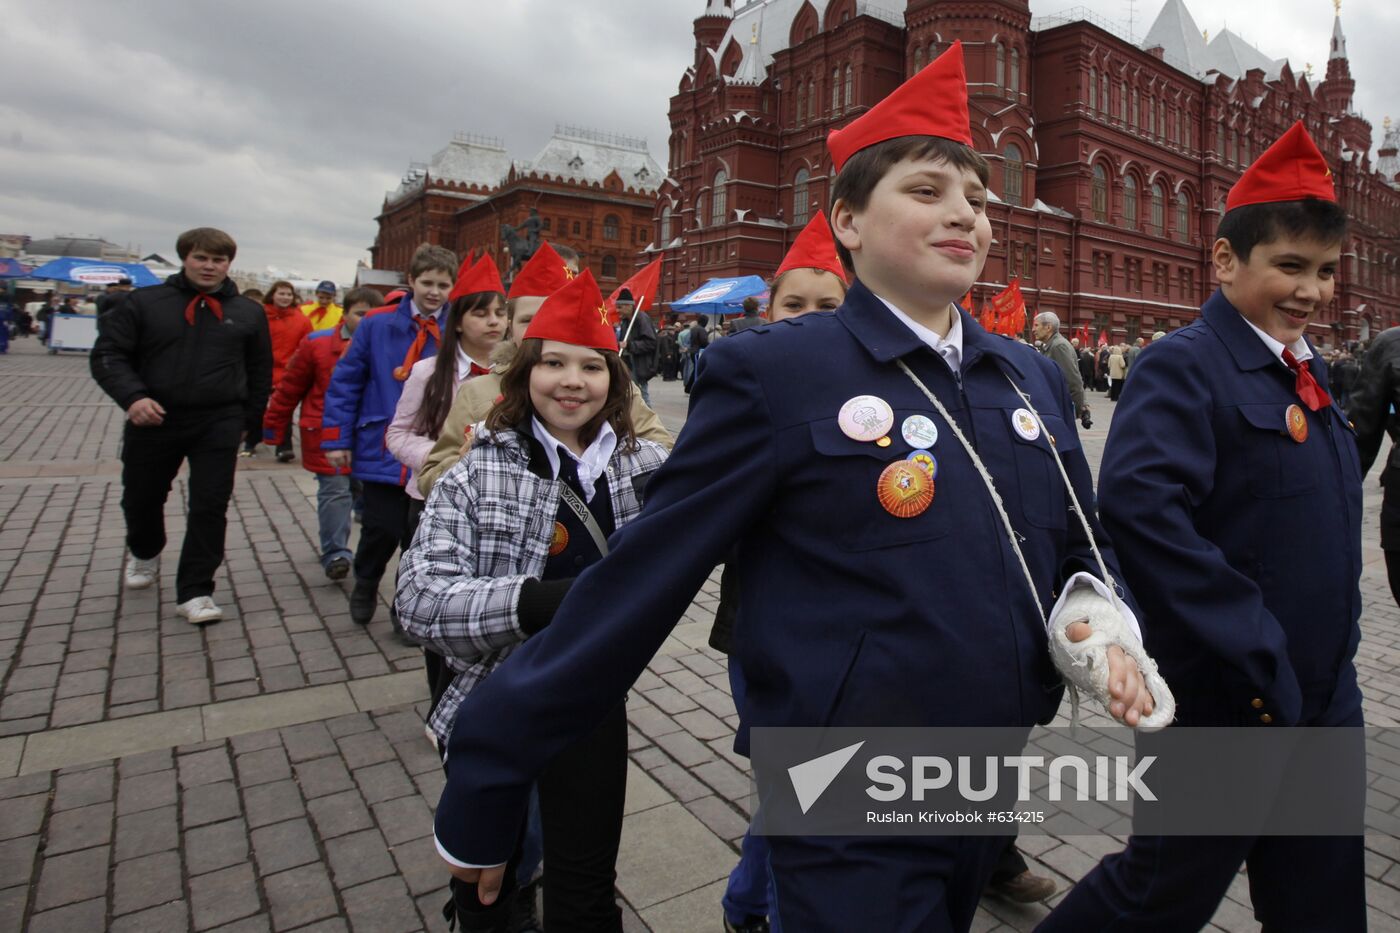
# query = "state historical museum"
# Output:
<box><xmin>653</xmin><ymin>0</ymin><xmax>1400</xmax><ymax>342</ymax></box>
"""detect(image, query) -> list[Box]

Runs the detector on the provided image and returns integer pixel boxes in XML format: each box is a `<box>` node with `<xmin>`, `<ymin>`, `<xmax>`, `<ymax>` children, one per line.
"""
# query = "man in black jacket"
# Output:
<box><xmin>1348</xmin><ymin>327</ymin><xmax>1400</xmax><ymax>606</ymax></box>
<box><xmin>617</xmin><ymin>289</ymin><xmax>659</xmax><ymax>405</ymax></box>
<box><xmin>91</xmin><ymin>227</ymin><xmax>272</xmax><ymax>624</ymax></box>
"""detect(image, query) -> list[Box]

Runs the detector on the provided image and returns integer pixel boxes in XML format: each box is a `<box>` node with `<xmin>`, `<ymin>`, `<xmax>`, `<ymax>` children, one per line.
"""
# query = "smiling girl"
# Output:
<box><xmin>396</xmin><ymin>270</ymin><xmax>667</xmax><ymax>930</ymax></box>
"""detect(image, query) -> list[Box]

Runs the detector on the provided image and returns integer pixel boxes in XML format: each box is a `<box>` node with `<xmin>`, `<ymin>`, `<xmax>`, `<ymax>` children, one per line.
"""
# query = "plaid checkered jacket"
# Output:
<box><xmin>396</xmin><ymin>423</ymin><xmax>668</xmax><ymax>745</ymax></box>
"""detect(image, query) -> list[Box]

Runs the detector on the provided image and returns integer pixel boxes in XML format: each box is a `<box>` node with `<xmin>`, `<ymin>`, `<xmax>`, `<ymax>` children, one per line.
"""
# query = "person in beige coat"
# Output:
<box><xmin>1107</xmin><ymin>346</ymin><xmax>1127</xmax><ymax>400</ymax></box>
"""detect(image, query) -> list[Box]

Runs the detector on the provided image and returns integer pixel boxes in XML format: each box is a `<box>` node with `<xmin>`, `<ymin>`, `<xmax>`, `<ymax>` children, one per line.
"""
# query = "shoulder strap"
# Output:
<box><xmin>556</xmin><ymin>481</ymin><xmax>609</xmax><ymax>556</ymax></box>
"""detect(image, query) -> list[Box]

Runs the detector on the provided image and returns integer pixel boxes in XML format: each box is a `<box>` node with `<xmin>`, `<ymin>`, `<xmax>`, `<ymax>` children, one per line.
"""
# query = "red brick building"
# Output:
<box><xmin>653</xmin><ymin>0</ymin><xmax>1400</xmax><ymax>343</ymax></box>
<box><xmin>372</xmin><ymin>127</ymin><xmax>663</xmax><ymax>290</ymax></box>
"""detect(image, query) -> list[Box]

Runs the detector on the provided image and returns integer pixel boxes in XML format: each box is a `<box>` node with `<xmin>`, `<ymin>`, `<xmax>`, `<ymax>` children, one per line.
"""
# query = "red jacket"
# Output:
<box><xmin>263</xmin><ymin>328</ymin><xmax>350</xmax><ymax>475</ymax></box>
<box><xmin>265</xmin><ymin>304</ymin><xmax>313</xmax><ymax>389</ymax></box>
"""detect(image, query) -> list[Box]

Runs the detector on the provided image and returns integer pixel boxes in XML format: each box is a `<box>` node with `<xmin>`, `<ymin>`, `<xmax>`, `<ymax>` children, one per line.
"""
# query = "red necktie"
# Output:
<box><xmin>394</xmin><ymin>316</ymin><xmax>441</xmax><ymax>380</ymax></box>
<box><xmin>468</xmin><ymin>362</ymin><xmax>491</xmax><ymax>377</ymax></box>
<box><xmin>1281</xmin><ymin>348</ymin><xmax>1331</xmax><ymax>412</ymax></box>
<box><xmin>184</xmin><ymin>294</ymin><xmax>223</xmax><ymax>326</ymax></box>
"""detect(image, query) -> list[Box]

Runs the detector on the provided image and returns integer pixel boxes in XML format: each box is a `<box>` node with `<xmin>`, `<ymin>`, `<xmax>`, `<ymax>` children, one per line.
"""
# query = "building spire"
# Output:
<box><xmin>704</xmin><ymin>0</ymin><xmax>733</xmax><ymax>17</ymax></box>
<box><xmin>1330</xmin><ymin>4</ymin><xmax>1347</xmax><ymax>60</ymax></box>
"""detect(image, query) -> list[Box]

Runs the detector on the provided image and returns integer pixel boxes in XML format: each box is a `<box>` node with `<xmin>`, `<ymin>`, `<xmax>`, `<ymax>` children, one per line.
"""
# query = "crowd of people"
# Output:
<box><xmin>77</xmin><ymin>39</ymin><xmax>1384</xmax><ymax>933</ymax></box>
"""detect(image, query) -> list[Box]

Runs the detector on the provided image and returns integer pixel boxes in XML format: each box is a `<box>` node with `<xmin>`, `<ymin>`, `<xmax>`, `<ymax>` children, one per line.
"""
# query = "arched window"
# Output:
<box><xmin>1004</xmin><ymin>144</ymin><xmax>1024</xmax><ymax>206</ymax></box>
<box><xmin>832</xmin><ymin>68</ymin><xmax>840</xmax><ymax>112</ymax></box>
<box><xmin>1146</xmin><ymin>96</ymin><xmax>1155</xmax><ymax>135</ymax></box>
<box><xmin>1091</xmin><ymin>164</ymin><xmax>1108</xmax><ymax>222</ymax></box>
<box><xmin>996</xmin><ymin>43</ymin><xmax>1005</xmax><ymax>88</ymax></box>
<box><xmin>844</xmin><ymin>65</ymin><xmax>853</xmax><ymax>109</ymax></box>
<box><xmin>793</xmin><ymin>168</ymin><xmax>811</xmax><ymax>225</ymax></box>
<box><xmin>712</xmin><ymin>170</ymin><xmax>728</xmax><ymax>226</ymax></box>
<box><xmin>1101</xmin><ymin>73</ymin><xmax>1110</xmax><ymax>113</ymax></box>
<box><xmin>695</xmin><ymin>194</ymin><xmax>705</xmax><ymax>229</ymax></box>
<box><xmin>1120</xmin><ymin>81</ymin><xmax>1128</xmax><ymax>121</ymax></box>
<box><xmin>1131</xmin><ymin>88</ymin><xmax>1139</xmax><ymax>128</ymax></box>
<box><xmin>1175</xmin><ymin>192</ymin><xmax>1190</xmax><ymax>242</ymax></box>
<box><xmin>1088</xmin><ymin>69</ymin><xmax>1097</xmax><ymax>111</ymax></box>
<box><xmin>1010</xmin><ymin>49</ymin><xmax>1020</xmax><ymax>97</ymax></box>
<box><xmin>1124</xmin><ymin>175</ymin><xmax>1138</xmax><ymax>228</ymax></box>
<box><xmin>659</xmin><ymin>205</ymin><xmax>672</xmax><ymax>243</ymax></box>
<box><xmin>1150</xmin><ymin>182</ymin><xmax>1165</xmax><ymax>235</ymax></box>
<box><xmin>796</xmin><ymin>81</ymin><xmax>806</xmax><ymax>124</ymax></box>
<box><xmin>809</xmin><ymin>80</ymin><xmax>816</xmax><ymax>118</ymax></box>
<box><xmin>1158</xmin><ymin>100</ymin><xmax>1166</xmax><ymax>139</ymax></box>
<box><xmin>603</xmin><ymin>214</ymin><xmax>620</xmax><ymax>240</ymax></box>
<box><xmin>602</xmin><ymin>255</ymin><xmax>618</xmax><ymax>278</ymax></box>
<box><xmin>914</xmin><ymin>46</ymin><xmax>925</xmax><ymax>73</ymax></box>
<box><xmin>572</xmin><ymin>220</ymin><xmax>581</xmax><ymax>236</ymax></box>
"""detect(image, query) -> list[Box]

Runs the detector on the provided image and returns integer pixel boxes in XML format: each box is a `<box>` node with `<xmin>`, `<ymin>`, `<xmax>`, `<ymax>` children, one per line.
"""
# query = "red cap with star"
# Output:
<box><xmin>774</xmin><ymin>212</ymin><xmax>847</xmax><ymax>284</ymax></box>
<box><xmin>1226</xmin><ymin>121</ymin><xmax>1336</xmax><ymax>211</ymax></box>
<box><xmin>522</xmin><ymin>270</ymin><xmax>618</xmax><ymax>352</ymax></box>
<box><xmin>507</xmin><ymin>242</ymin><xmax>574</xmax><ymax>299</ymax></box>
<box><xmin>449</xmin><ymin>254</ymin><xmax>505</xmax><ymax>301</ymax></box>
<box><xmin>827</xmin><ymin>40</ymin><xmax>972</xmax><ymax>173</ymax></box>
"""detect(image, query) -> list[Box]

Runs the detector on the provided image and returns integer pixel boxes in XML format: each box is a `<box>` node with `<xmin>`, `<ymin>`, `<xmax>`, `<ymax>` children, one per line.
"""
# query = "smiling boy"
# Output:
<box><xmin>430</xmin><ymin>45</ymin><xmax>1154</xmax><ymax>931</ymax></box>
<box><xmin>1041</xmin><ymin>122</ymin><xmax>1364</xmax><ymax>931</ymax></box>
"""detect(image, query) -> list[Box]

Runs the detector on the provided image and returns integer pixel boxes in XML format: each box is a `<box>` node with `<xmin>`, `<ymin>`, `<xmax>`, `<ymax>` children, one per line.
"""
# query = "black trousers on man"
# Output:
<box><xmin>121</xmin><ymin>411</ymin><xmax>242</xmax><ymax>603</ymax></box>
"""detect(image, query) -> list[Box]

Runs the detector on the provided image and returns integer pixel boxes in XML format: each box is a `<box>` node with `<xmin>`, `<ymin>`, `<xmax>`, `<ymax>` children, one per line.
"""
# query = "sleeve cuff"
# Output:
<box><xmin>433</xmin><ymin>834</ymin><xmax>507</xmax><ymax>871</ymax></box>
<box><xmin>1048</xmin><ymin>571</ymin><xmax>1143</xmax><ymax>642</ymax></box>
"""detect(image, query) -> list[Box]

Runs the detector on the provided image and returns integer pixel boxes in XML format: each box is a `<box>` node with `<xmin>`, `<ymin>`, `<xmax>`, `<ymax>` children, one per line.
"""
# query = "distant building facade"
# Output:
<box><xmin>372</xmin><ymin>127</ymin><xmax>663</xmax><ymax>290</ymax></box>
<box><xmin>653</xmin><ymin>0</ymin><xmax>1400</xmax><ymax>343</ymax></box>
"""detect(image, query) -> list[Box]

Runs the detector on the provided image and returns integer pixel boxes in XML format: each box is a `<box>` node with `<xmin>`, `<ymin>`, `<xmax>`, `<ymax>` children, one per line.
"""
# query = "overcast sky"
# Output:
<box><xmin>1</xmin><ymin>0</ymin><xmax>1392</xmax><ymax>283</ymax></box>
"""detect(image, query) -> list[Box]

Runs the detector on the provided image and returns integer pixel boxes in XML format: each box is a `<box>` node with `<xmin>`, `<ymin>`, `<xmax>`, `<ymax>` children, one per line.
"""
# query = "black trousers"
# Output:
<box><xmin>121</xmin><ymin>413</ymin><xmax>243</xmax><ymax>603</ymax></box>
<box><xmin>353</xmin><ymin>480</ymin><xmax>411</xmax><ymax>584</ymax></box>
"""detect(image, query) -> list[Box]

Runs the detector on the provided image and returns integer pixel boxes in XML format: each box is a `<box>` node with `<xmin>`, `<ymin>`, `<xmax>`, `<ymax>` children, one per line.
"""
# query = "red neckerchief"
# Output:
<box><xmin>1281</xmin><ymin>348</ymin><xmax>1331</xmax><ymax>411</ymax></box>
<box><xmin>185</xmin><ymin>293</ymin><xmax>223</xmax><ymax>326</ymax></box>
<box><xmin>393</xmin><ymin>315</ymin><xmax>441</xmax><ymax>380</ymax></box>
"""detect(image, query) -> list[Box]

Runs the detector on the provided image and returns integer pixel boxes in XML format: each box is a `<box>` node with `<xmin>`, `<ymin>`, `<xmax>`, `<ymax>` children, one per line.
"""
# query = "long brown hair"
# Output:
<box><xmin>265</xmin><ymin>280</ymin><xmax>298</xmax><ymax>308</ymax></box>
<box><xmin>485</xmin><ymin>338</ymin><xmax>638</xmax><ymax>451</ymax></box>
<box><xmin>412</xmin><ymin>290</ymin><xmax>503</xmax><ymax>438</ymax></box>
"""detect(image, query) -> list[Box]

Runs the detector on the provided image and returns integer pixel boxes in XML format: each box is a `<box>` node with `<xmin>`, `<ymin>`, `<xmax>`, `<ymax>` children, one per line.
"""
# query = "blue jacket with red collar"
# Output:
<box><xmin>321</xmin><ymin>294</ymin><xmax>445</xmax><ymax>485</ymax></box>
<box><xmin>1098</xmin><ymin>289</ymin><xmax>1363</xmax><ymax>728</ymax></box>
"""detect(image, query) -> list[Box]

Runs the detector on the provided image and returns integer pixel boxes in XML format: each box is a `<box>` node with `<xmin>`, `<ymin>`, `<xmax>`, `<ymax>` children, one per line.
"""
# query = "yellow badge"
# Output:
<box><xmin>549</xmin><ymin>521</ymin><xmax>570</xmax><ymax>556</ymax></box>
<box><xmin>875</xmin><ymin>436</ymin><xmax>892</xmax><ymax>448</ymax></box>
<box><xmin>1285</xmin><ymin>404</ymin><xmax>1308</xmax><ymax>444</ymax></box>
<box><xmin>907</xmin><ymin>451</ymin><xmax>938</xmax><ymax>482</ymax></box>
<box><xmin>876</xmin><ymin>460</ymin><xmax>934</xmax><ymax>519</ymax></box>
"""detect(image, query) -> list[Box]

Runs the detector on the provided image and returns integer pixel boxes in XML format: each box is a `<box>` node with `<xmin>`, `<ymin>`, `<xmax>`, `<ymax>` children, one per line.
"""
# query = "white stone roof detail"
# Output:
<box><xmin>1330</xmin><ymin>14</ymin><xmax>1347</xmax><ymax>61</ymax></box>
<box><xmin>1202</xmin><ymin>28</ymin><xmax>1284</xmax><ymax>80</ymax></box>
<box><xmin>713</xmin><ymin>0</ymin><xmax>901</xmax><ymax>85</ymax></box>
<box><xmin>705</xmin><ymin>0</ymin><xmax>734</xmax><ymax>17</ymax></box>
<box><xmin>1142</xmin><ymin>0</ymin><xmax>1210</xmax><ymax>76</ymax></box>
<box><xmin>1378</xmin><ymin>122</ymin><xmax>1400</xmax><ymax>185</ymax></box>
<box><xmin>519</xmin><ymin>125</ymin><xmax>663</xmax><ymax>192</ymax></box>
<box><xmin>731</xmin><ymin>16</ymin><xmax>767</xmax><ymax>85</ymax></box>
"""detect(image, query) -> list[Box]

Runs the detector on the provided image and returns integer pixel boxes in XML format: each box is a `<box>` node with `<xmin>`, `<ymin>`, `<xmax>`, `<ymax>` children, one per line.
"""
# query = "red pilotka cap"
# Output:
<box><xmin>1226</xmin><ymin>121</ymin><xmax>1336</xmax><ymax>211</ymax></box>
<box><xmin>522</xmin><ymin>270</ymin><xmax>619</xmax><ymax>352</ymax></box>
<box><xmin>775</xmin><ymin>212</ymin><xmax>848</xmax><ymax>283</ymax></box>
<box><xmin>507</xmin><ymin>242</ymin><xmax>574</xmax><ymax>299</ymax></box>
<box><xmin>826</xmin><ymin>40</ymin><xmax>973</xmax><ymax>172</ymax></box>
<box><xmin>449</xmin><ymin>254</ymin><xmax>506</xmax><ymax>301</ymax></box>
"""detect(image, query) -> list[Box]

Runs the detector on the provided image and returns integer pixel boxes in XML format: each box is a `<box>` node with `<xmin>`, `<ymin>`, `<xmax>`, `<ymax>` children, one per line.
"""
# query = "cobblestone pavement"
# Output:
<box><xmin>2</xmin><ymin>340</ymin><xmax>1399</xmax><ymax>931</ymax></box>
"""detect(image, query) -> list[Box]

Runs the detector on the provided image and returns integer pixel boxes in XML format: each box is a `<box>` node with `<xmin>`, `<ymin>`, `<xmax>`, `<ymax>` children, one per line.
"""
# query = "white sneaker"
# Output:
<box><xmin>124</xmin><ymin>556</ymin><xmax>159</xmax><ymax>589</ymax></box>
<box><xmin>177</xmin><ymin>596</ymin><xmax>224</xmax><ymax>625</ymax></box>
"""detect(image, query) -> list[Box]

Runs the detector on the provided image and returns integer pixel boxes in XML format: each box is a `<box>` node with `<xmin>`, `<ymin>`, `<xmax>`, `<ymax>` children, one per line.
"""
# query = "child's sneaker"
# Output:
<box><xmin>124</xmin><ymin>556</ymin><xmax>159</xmax><ymax>589</ymax></box>
<box><xmin>177</xmin><ymin>596</ymin><xmax>224</xmax><ymax>625</ymax></box>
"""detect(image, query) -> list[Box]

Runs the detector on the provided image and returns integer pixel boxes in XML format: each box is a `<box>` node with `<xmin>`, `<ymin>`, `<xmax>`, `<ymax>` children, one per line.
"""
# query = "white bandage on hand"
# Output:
<box><xmin>1047</xmin><ymin>572</ymin><xmax>1175</xmax><ymax>732</ymax></box>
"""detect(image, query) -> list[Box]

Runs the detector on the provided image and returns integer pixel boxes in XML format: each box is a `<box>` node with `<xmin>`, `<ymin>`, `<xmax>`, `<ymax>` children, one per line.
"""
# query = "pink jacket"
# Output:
<box><xmin>387</xmin><ymin>354</ymin><xmax>488</xmax><ymax>499</ymax></box>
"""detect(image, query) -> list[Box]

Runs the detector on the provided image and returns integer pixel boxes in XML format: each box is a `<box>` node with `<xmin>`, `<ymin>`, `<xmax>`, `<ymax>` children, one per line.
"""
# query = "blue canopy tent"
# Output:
<box><xmin>26</xmin><ymin>258</ymin><xmax>163</xmax><ymax>287</ymax></box>
<box><xmin>0</xmin><ymin>258</ymin><xmax>33</xmax><ymax>279</ymax></box>
<box><xmin>669</xmin><ymin>275</ymin><xmax>768</xmax><ymax>317</ymax></box>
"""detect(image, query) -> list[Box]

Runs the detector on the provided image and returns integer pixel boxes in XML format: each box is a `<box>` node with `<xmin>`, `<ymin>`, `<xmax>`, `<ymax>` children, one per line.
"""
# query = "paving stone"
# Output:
<box><xmin>243</xmin><ymin>778</ymin><xmax>305</xmax><ymax>829</ymax></box>
<box><xmin>33</xmin><ymin>843</ymin><xmax>110</xmax><ymax>912</ymax></box>
<box><xmin>683</xmin><ymin>794</ymin><xmax>750</xmax><ymax>841</ymax></box>
<box><xmin>49</xmin><ymin>693</ymin><xmax>105</xmax><ymax>727</ymax></box>
<box><xmin>391</xmin><ymin>833</ymin><xmax>448</xmax><ymax>897</ymax></box>
<box><xmin>26</xmin><ymin>897</ymin><xmax>108</xmax><ymax>933</ymax></box>
<box><xmin>115</xmin><ymin>804</ymin><xmax>179</xmax><ymax>860</ymax></box>
<box><xmin>326</xmin><ymin>828</ymin><xmax>397</xmax><ymax>889</ymax></box>
<box><xmin>325</xmin><ymin>712</ymin><xmax>375</xmax><ymax>738</ymax></box>
<box><xmin>235</xmin><ymin>746</ymin><xmax>291</xmax><ymax>787</ymax></box>
<box><xmin>182</xmin><ymin>781</ymin><xmax>243</xmax><ymax>828</ymax></box>
<box><xmin>653</xmin><ymin>729</ymin><xmax>718</xmax><ymax>768</ymax></box>
<box><xmin>293</xmin><ymin>756</ymin><xmax>355</xmax><ymax>798</ymax></box>
<box><xmin>371</xmin><ymin>794</ymin><xmax>433</xmax><ymax>846</ymax></box>
<box><xmin>53</xmin><ymin>764</ymin><xmax>113</xmax><ymax>810</ymax></box>
<box><xmin>0</xmin><ymin>834</ymin><xmax>40</xmax><ymax>889</ymax></box>
<box><xmin>110</xmin><ymin>900</ymin><xmax>190</xmax><ymax>933</ymax></box>
<box><xmin>280</xmin><ymin>722</ymin><xmax>339</xmax><ymax>763</ymax></box>
<box><xmin>113</xmin><ymin>849</ymin><xmax>183</xmax><ymax>916</ymax></box>
<box><xmin>354</xmin><ymin>759</ymin><xmax>415</xmax><ymax>805</ymax></box>
<box><xmin>44</xmin><ymin>800</ymin><xmax>114</xmax><ymax>855</ymax></box>
<box><xmin>184</xmin><ymin>818</ymin><xmax>249</xmax><ymax>877</ymax></box>
<box><xmin>337</xmin><ymin>730</ymin><xmax>395</xmax><ymax>770</ymax></box>
<box><xmin>263</xmin><ymin>862</ymin><xmax>339</xmax><ymax>931</ymax></box>
<box><xmin>0</xmin><ymin>792</ymin><xmax>46</xmax><ymax>840</ymax></box>
<box><xmin>190</xmin><ymin>862</ymin><xmax>261</xmax><ymax>930</ymax></box>
<box><xmin>118</xmin><ymin>768</ymin><xmax>178</xmax><ymax>815</ymax></box>
<box><xmin>339</xmin><ymin>875</ymin><xmax>421</xmax><ymax>933</ymax></box>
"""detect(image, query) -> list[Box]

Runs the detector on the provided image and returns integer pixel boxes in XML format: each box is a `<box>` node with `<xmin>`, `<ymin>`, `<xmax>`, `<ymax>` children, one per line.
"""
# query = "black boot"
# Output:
<box><xmin>510</xmin><ymin>878</ymin><xmax>540</xmax><ymax>933</ymax></box>
<box><xmin>350</xmin><ymin>578</ymin><xmax>378</xmax><ymax>625</ymax></box>
<box><xmin>389</xmin><ymin>603</ymin><xmax>419</xmax><ymax>646</ymax></box>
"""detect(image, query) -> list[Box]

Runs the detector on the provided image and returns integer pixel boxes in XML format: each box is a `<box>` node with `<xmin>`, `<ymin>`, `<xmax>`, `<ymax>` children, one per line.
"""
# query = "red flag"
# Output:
<box><xmin>958</xmin><ymin>289</ymin><xmax>973</xmax><ymax>311</ymax></box>
<box><xmin>978</xmin><ymin>300</ymin><xmax>996</xmax><ymax>333</ymax></box>
<box><xmin>606</xmin><ymin>257</ymin><xmax>664</xmax><ymax>325</ymax></box>
<box><xmin>1097</xmin><ymin>329</ymin><xmax>1109</xmax><ymax>347</ymax></box>
<box><xmin>989</xmin><ymin>278</ymin><xmax>1025</xmax><ymax>337</ymax></box>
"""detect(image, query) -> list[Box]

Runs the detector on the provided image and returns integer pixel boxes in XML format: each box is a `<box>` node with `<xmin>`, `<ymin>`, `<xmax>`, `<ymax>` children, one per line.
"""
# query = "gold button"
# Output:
<box><xmin>1251</xmin><ymin>698</ymin><xmax>1264</xmax><ymax>709</ymax></box>
<box><xmin>876</xmin><ymin>436</ymin><xmax>892</xmax><ymax>448</ymax></box>
<box><xmin>1260</xmin><ymin>713</ymin><xmax>1273</xmax><ymax>724</ymax></box>
<box><xmin>1049</xmin><ymin>434</ymin><xmax>1057</xmax><ymax>447</ymax></box>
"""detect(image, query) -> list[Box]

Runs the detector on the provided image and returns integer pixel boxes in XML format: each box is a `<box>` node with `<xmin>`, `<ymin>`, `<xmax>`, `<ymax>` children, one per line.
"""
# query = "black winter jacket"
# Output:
<box><xmin>91</xmin><ymin>273</ymin><xmax>272</xmax><ymax>422</ymax></box>
<box><xmin>1347</xmin><ymin>326</ymin><xmax>1400</xmax><ymax>479</ymax></box>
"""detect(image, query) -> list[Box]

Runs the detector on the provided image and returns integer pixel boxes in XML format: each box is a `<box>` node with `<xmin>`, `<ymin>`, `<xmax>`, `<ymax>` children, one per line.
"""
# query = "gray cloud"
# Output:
<box><xmin>2</xmin><ymin>1</ymin><xmax>1392</xmax><ymax>281</ymax></box>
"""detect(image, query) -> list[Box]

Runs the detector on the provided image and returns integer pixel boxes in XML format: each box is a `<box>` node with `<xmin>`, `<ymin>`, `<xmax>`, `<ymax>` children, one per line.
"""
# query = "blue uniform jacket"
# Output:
<box><xmin>1098</xmin><ymin>290</ymin><xmax>1363</xmax><ymax>728</ymax></box>
<box><xmin>321</xmin><ymin>294</ymin><xmax>445</xmax><ymax>485</ymax></box>
<box><xmin>434</xmin><ymin>282</ymin><xmax>1134</xmax><ymax>864</ymax></box>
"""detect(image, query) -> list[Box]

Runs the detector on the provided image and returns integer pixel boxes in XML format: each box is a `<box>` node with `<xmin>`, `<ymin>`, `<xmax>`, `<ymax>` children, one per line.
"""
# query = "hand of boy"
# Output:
<box><xmin>444</xmin><ymin>862</ymin><xmax>507</xmax><ymax>904</ymax></box>
<box><xmin>1065</xmin><ymin>621</ymin><xmax>1152</xmax><ymax>726</ymax></box>
<box><xmin>326</xmin><ymin>450</ymin><xmax>351</xmax><ymax>469</ymax></box>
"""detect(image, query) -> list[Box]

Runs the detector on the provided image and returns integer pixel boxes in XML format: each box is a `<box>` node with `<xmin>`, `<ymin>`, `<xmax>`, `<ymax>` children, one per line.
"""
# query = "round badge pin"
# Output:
<box><xmin>1011</xmin><ymin>408</ymin><xmax>1041</xmax><ymax>442</ymax></box>
<box><xmin>907</xmin><ymin>450</ymin><xmax>938</xmax><ymax>482</ymax></box>
<box><xmin>901</xmin><ymin>415</ymin><xmax>939</xmax><ymax>450</ymax></box>
<box><xmin>549</xmin><ymin>522</ymin><xmax>570</xmax><ymax>556</ymax></box>
<box><xmin>1285</xmin><ymin>404</ymin><xmax>1308</xmax><ymax>444</ymax></box>
<box><xmin>876</xmin><ymin>460</ymin><xmax>934</xmax><ymax>518</ymax></box>
<box><xmin>838</xmin><ymin>395</ymin><xmax>895</xmax><ymax>443</ymax></box>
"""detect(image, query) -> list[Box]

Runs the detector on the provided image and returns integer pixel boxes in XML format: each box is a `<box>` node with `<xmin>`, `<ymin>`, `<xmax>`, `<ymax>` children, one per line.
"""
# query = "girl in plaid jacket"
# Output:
<box><xmin>396</xmin><ymin>271</ymin><xmax>667</xmax><ymax>932</ymax></box>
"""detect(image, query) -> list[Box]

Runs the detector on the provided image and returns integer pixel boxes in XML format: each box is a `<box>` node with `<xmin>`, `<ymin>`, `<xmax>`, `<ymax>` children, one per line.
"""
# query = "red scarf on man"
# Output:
<box><xmin>184</xmin><ymin>294</ymin><xmax>223</xmax><ymax>326</ymax></box>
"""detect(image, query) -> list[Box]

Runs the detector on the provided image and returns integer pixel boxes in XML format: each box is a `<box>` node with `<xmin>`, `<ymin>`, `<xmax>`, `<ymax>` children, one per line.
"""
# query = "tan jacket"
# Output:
<box><xmin>417</xmin><ymin>362</ymin><xmax>674</xmax><ymax>496</ymax></box>
<box><xmin>1108</xmin><ymin>351</ymin><xmax>1127</xmax><ymax>380</ymax></box>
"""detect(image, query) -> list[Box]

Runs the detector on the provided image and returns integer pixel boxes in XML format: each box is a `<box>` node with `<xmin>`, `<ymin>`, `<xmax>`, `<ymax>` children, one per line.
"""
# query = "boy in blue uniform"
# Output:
<box><xmin>1041</xmin><ymin>122</ymin><xmax>1364</xmax><ymax>931</ymax></box>
<box><xmin>434</xmin><ymin>44</ymin><xmax>1157</xmax><ymax>932</ymax></box>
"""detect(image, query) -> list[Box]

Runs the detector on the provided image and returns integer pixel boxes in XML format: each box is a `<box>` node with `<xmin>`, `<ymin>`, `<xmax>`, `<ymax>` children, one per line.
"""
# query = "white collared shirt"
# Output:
<box><xmin>530</xmin><ymin>416</ymin><xmax>617</xmax><ymax>502</ymax></box>
<box><xmin>1241</xmin><ymin>318</ymin><xmax>1313</xmax><ymax>367</ymax></box>
<box><xmin>877</xmin><ymin>296</ymin><xmax>964</xmax><ymax>375</ymax></box>
<box><xmin>455</xmin><ymin>344</ymin><xmax>490</xmax><ymax>381</ymax></box>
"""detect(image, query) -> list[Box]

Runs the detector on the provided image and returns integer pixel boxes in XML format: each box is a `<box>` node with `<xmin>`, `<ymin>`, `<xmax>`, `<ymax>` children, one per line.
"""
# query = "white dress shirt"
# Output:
<box><xmin>877</xmin><ymin>296</ymin><xmax>964</xmax><ymax>375</ymax></box>
<box><xmin>530</xmin><ymin>416</ymin><xmax>617</xmax><ymax>502</ymax></box>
